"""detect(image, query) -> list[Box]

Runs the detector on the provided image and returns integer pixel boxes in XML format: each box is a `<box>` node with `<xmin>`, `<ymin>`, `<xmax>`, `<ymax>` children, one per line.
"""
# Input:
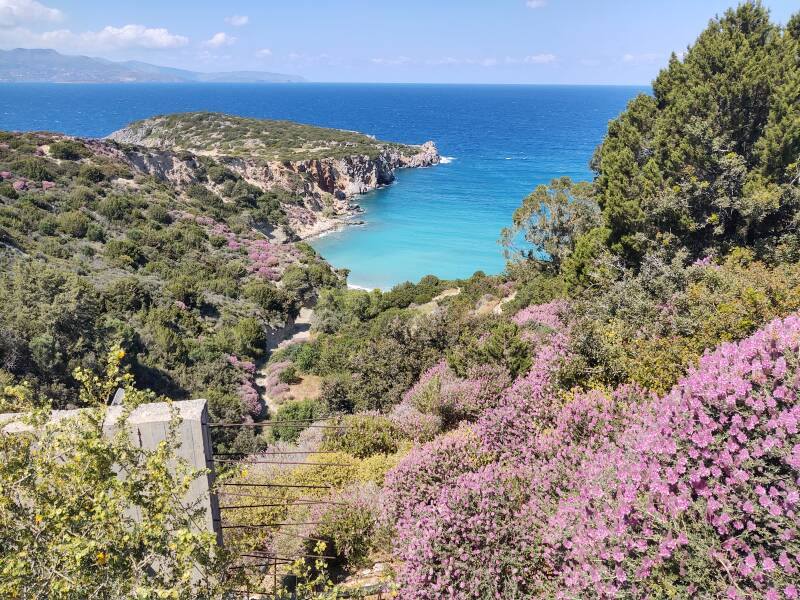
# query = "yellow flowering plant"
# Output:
<box><xmin>0</xmin><ymin>347</ymin><xmax>245</xmax><ymax>599</ymax></box>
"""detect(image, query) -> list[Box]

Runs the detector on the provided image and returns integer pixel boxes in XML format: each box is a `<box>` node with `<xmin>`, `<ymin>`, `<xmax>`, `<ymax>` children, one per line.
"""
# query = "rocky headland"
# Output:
<box><xmin>107</xmin><ymin>112</ymin><xmax>440</xmax><ymax>238</ymax></box>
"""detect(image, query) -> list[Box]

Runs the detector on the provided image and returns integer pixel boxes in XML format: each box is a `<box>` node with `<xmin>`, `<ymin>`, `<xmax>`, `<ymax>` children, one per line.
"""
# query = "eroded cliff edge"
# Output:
<box><xmin>107</xmin><ymin>112</ymin><xmax>440</xmax><ymax>238</ymax></box>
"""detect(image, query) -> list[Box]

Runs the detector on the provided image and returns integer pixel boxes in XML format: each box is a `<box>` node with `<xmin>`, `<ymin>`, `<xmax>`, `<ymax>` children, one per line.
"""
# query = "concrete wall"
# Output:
<box><xmin>0</xmin><ymin>399</ymin><xmax>222</xmax><ymax>544</ymax></box>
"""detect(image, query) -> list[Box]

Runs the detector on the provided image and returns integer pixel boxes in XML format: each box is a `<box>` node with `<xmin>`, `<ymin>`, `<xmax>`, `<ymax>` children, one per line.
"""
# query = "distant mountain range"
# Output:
<box><xmin>0</xmin><ymin>48</ymin><xmax>306</xmax><ymax>83</ymax></box>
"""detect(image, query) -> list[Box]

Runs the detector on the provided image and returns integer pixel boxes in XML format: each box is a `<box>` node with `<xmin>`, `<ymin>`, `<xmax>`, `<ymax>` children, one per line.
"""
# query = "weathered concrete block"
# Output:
<box><xmin>0</xmin><ymin>399</ymin><xmax>222</xmax><ymax>544</ymax></box>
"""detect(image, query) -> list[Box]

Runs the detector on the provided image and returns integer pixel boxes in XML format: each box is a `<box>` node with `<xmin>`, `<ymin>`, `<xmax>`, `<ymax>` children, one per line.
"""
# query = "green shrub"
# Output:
<box><xmin>320</xmin><ymin>374</ymin><xmax>354</xmax><ymax>414</ymax></box>
<box><xmin>167</xmin><ymin>276</ymin><xmax>201</xmax><ymax>308</ymax></box>
<box><xmin>277</xmin><ymin>365</ymin><xmax>298</xmax><ymax>385</ymax></box>
<box><xmin>37</xmin><ymin>217</ymin><xmax>57</xmax><ymax>236</ymax></box>
<box><xmin>68</xmin><ymin>186</ymin><xmax>95</xmax><ymax>208</ymax></box>
<box><xmin>78</xmin><ymin>164</ymin><xmax>105</xmax><ymax>183</ymax></box>
<box><xmin>231</xmin><ymin>318</ymin><xmax>266</xmax><ymax>359</ymax></box>
<box><xmin>322</xmin><ymin>414</ymin><xmax>402</xmax><ymax>459</ymax></box>
<box><xmin>294</xmin><ymin>343</ymin><xmax>320</xmax><ymax>373</ymax></box>
<box><xmin>98</xmin><ymin>196</ymin><xmax>131</xmax><ymax>221</ymax></box>
<box><xmin>104</xmin><ymin>239</ymin><xmax>145</xmax><ymax>267</ymax></box>
<box><xmin>49</xmin><ymin>140</ymin><xmax>89</xmax><ymax>161</ymax></box>
<box><xmin>104</xmin><ymin>277</ymin><xmax>151</xmax><ymax>312</ymax></box>
<box><xmin>147</xmin><ymin>204</ymin><xmax>171</xmax><ymax>224</ymax></box>
<box><xmin>271</xmin><ymin>398</ymin><xmax>326</xmax><ymax>443</ymax></box>
<box><xmin>448</xmin><ymin>321</ymin><xmax>531</xmax><ymax>379</ymax></box>
<box><xmin>243</xmin><ymin>280</ymin><xmax>288</xmax><ymax>316</ymax></box>
<box><xmin>311</xmin><ymin>484</ymin><xmax>390</xmax><ymax>569</ymax></box>
<box><xmin>187</xmin><ymin>184</ymin><xmax>223</xmax><ymax>208</ymax></box>
<box><xmin>58</xmin><ymin>211</ymin><xmax>90</xmax><ymax>238</ymax></box>
<box><xmin>381</xmin><ymin>274</ymin><xmax>444</xmax><ymax>309</ymax></box>
<box><xmin>206</xmin><ymin>165</ymin><xmax>236</xmax><ymax>185</ymax></box>
<box><xmin>0</xmin><ymin>183</ymin><xmax>18</xmax><ymax>200</ymax></box>
<box><xmin>85</xmin><ymin>223</ymin><xmax>105</xmax><ymax>242</ymax></box>
<box><xmin>15</xmin><ymin>157</ymin><xmax>53</xmax><ymax>181</ymax></box>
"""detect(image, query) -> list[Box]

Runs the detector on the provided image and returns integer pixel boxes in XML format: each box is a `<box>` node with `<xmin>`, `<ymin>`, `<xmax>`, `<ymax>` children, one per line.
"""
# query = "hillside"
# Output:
<box><xmin>1</xmin><ymin>3</ymin><xmax>799</xmax><ymax>599</ymax></box>
<box><xmin>213</xmin><ymin>4</ymin><xmax>800</xmax><ymax>597</ymax></box>
<box><xmin>0</xmin><ymin>48</ymin><xmax>305</xmax><ymax>83</ymax></box>
<box><xmin>0</xmin><ymin>115</ymin><xmax>438</xmax><ymax>456</ymax></box>
<box><xmin>108</xmin><ymin>112</ymin><xmax>440</xmax><ymax>236</ymax></box>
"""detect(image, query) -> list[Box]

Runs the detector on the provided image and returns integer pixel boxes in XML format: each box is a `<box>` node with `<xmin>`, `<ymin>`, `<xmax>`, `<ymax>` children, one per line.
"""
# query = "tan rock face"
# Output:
<box><xmin>118</xmin><ymin>143</ymin><xmax>439</xmax><ymax>238</ymax></box>
<box><xmin>106</xmin><ymin>115</ymin><xmax>440</xmax><ymax>239</ymax></box>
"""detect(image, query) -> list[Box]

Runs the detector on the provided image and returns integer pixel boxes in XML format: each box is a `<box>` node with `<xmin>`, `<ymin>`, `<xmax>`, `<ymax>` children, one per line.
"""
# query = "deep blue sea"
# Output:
<box><xmin>0</xmin><ymin>83</ymin><xmax>644</xmax><ymax>289</ymax></box>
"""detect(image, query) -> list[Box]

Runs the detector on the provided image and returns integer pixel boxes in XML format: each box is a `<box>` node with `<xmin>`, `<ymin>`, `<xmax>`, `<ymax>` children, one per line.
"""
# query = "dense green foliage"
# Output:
<box><xmin>1</xmin><ymin>4</ymin><xmax>799</xmax><ymax>597</ymax></box>
<box><xmin>0</xmin><ymin>130</ymin><xmax>337</xmax><ymax>451</ymax></box>
<box><xmin>590</xmin><ymin>3</ymin><xmax>800</xmax><ymax>264</ymax></box>
<box><xmin>113</xmin><ymin>112</ymin><xmax>419</xmax><ymax>161</ymax></box>
<box><xmin>0</xmin><ymin>351</ymin><xmax>241</xmax><ymax>599</ymax></box>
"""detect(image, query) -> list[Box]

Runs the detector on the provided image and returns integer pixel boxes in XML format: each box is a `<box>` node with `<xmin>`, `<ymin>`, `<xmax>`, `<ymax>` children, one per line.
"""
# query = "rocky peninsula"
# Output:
<box><xmin>107</xmin><ymin>112</ymin><xmax>440</xmax><ymax>238</ymax></box>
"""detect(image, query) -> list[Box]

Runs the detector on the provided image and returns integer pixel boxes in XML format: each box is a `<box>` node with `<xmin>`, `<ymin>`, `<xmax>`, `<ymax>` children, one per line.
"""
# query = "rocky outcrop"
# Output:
<box><xmin>213</xmin><ymin>142</ymin><xmax>439</xmax><ymax>237</ymax></box>
<box><xmin>106</xmin><ymin>115</ymin><xmax>440</xmax><ymax>238</ymax></box>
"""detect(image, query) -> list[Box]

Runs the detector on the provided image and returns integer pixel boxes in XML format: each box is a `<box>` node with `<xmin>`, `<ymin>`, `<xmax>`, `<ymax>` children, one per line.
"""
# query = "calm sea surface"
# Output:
<box><xmin>0</xmin><ymin>83</ymin><xmax>645</xmax><ymax>288</ymax></box>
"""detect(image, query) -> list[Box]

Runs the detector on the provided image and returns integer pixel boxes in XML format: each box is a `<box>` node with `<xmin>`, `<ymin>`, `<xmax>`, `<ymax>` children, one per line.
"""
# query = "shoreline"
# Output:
<box><xmin>299</xmin><ymin>157</ymin><xmax>452</xmax><ymax>241</ymax></box>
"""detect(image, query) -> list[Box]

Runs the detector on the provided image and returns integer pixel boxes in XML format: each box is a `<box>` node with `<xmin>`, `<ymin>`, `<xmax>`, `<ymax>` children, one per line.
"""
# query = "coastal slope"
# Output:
<box><xmin>108</xmin><ymin>112</ymin><xmax>440</xmax><ymax>237</ymax></box>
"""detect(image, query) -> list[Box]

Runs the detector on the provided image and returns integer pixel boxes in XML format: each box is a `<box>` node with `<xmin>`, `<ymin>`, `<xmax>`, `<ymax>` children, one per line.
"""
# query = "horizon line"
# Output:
<box><xmin>0</xmin><ymin>80</ymin><xmax>652</xmax><ymax>87</ymax></box>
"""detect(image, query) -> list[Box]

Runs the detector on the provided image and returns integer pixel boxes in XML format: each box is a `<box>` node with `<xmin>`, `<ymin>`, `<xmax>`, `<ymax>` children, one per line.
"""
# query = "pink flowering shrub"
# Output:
<box><xmin>227</xmin><ymin>355</ymin><xmax>263</xmax><ymax>418</ymax></box>
<box><xmin>383</xmin><ymin>427</ymin><xmax>487</xmax><ymax>524</ymax></box>
<box><xmin>397</xmin><ymin>463</ymin><xmax>540</xmax><ymax>599</ymax></box>
<box><xmin>239</xmin><ymin>382</ymin><xmax>261</xmax><ymax>417</ymax></box>
<box><xmin>389</xmin><ymin>314</ymin><xmax>800</xmax><ymax>599</ymax></box>
<box><xmin>400</xmin><ymin>360</ymin><xmax>513</xmax><ymax>430</ymax></box>
<box><xmin>402</xmin><ymin>361</ymin><xmax>449</xmax><ymax>407</ymax></box>
<box><xmin>260</xmin><ymin>360</ymin><xmax>292</xmax><ymax>406</ymax></box>
<box><xmin>477</xmin><ymin>326</ymin><xmax>570</xmax><ymax>460</ymax></box>
<box><xmin>451</xmin><ymin>362</ymin><xmax>512</xmax><ymax>416</ymax></box>
<box><xmin>388</xmin><ymin>402</ymin><xmax>443</xmax><ymax>442</ymax></box>
<box><xmin>512</xmin><ymin>299</ymin><xmax>569</xmax><ymax>330</ymax></box>
<box><xmin>173</xmin><ymin>211</ymin><xmax>299</xmax><ymax>281</ymax></box>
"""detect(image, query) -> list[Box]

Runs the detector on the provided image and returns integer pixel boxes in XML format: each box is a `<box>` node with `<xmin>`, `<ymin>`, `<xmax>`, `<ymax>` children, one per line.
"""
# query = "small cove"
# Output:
<box><xmin>0</xmin><ymin>82</ymin><xmax>645</xmax><ymax>288</ymax></box>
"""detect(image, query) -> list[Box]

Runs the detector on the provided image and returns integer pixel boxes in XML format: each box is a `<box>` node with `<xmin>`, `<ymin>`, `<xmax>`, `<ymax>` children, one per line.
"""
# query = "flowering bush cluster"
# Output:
<box><xmin>512</xmin><ymin>298</ymin><xmax>569</xmax><ymax>330</ymax></box>
<box><xmin>261</xmin><ymin>360</ymin><xmax>292</xmax><ymax>401</ymax></box>
<box><xmin>390</xmin><ymin>360</ymin><xmax>513</xmax><ymax>441</ymax></box>
<box><xmin>383</xmin><ymin>427</ymin><xmax>487</xmax><ymax>524</ymax></box>
<box><xmin>227</xmin><ymin>355</ymin><xmax>262</xmax><ymax>418</ymax></box>
<box><xmin>175</xmin><ymin>211</ymin><xmax>301</xmax><ymax>281</ymax></box>
<box><xmin>387</xmin><ymin>311</ymin><xmax>800</xmax><ymax>599</ymax></box>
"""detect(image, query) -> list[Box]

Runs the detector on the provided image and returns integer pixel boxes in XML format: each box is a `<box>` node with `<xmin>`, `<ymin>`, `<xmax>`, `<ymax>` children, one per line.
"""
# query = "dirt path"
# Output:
<box><xmin>255</xmin><ymin>307</ymin><xmax>314</xmax><ymax>417</ymax></box>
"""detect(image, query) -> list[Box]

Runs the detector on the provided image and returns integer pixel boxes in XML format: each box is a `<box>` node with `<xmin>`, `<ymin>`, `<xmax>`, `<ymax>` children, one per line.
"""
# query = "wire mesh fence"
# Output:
<box><xmin>210</xmin><ymin>418</ymin><xmax>377</xmax><ymax>599</ymax></box>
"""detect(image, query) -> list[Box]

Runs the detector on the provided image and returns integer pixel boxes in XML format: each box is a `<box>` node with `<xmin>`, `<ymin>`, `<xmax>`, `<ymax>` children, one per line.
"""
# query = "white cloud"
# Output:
<box><xmin>525</xmin><ymin>0</ymin><xmax>547</xmax><ymax>8</ymax></box>
<box><xmin>256</xmin><ymin>48</ymin><xmax>272</xmax><ymax>57</ymax></box>
<box><xmin>427</xmin><ymin>56</ymin><xmax>459</xmax><ymax>65</ymax></box>
<box><xmin>0</xmin><ymin>0</ymin><xmax>62</xmax><ymax>28</ymax></box>
<box><xmin>622</xmin><ymin>52</ymin><xmax>661</xmax><ymax>65</ymax></box>
<box><xmin>204</xmin><ymin>32</ymin><xmax>236</xmax><ymax>47</ymax></box>
<box><xmin>225</xmin><ymin>15</ymin><xmax>249</xmax><ymax>27</ymax></box>
<box><xmin>1</xmin><ymin>23</ymin><xmax>189</xmax><ymax>51</ymax></box>
<box><xmin>371</xmin><ymin>56</ymin><xmax>411</xmax><ymax>66</ymax></box>
<box><xmin>83</xmin><ymin>24</ymin><xmax>188</xmax><ymax>49</ymax></box>
<box><xmin>425</xmin><ymin>56</ymin><xmax>499</xmax><ymax>67</ymax></box>
<box><xmin>523</xmin><ymin>53</ymin><xmax>556</xmax><ymax>64</ymax></box>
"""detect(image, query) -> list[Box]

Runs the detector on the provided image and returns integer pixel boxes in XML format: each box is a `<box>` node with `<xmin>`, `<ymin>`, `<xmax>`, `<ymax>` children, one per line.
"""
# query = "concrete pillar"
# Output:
<box><xmin>0</xmin><ymin>399</ymin><xmax>222</xmax><ymax>544</ymax></box>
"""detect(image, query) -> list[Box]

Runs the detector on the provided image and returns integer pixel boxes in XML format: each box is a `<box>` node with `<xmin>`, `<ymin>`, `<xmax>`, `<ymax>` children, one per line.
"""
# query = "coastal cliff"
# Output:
<box><xmin>107</xmin><ymin>112</ymin><xmax>440</xmax><ymax>237</ymax></box>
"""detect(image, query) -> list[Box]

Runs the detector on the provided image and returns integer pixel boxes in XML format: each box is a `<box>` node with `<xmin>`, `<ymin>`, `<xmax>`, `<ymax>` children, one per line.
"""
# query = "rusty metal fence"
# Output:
<box><xmin>208</xmin><ymin>418</ymin><xmax>389</xmax><ymax>599</ymax></box>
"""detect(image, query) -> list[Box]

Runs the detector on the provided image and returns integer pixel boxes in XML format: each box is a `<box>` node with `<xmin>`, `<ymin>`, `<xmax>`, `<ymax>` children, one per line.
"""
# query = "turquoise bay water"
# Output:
<box><xmin>0</xmin><ymin>83</ymin><xmax>644</xmax><ymax>289</ymax></box>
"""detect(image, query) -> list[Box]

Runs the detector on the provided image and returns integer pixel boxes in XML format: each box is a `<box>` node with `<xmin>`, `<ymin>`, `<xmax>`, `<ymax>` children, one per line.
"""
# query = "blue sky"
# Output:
<box><xmin>1</xmin><ymin>0</ymin><xmax>797</xmax><ymax>84</ymax></box>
